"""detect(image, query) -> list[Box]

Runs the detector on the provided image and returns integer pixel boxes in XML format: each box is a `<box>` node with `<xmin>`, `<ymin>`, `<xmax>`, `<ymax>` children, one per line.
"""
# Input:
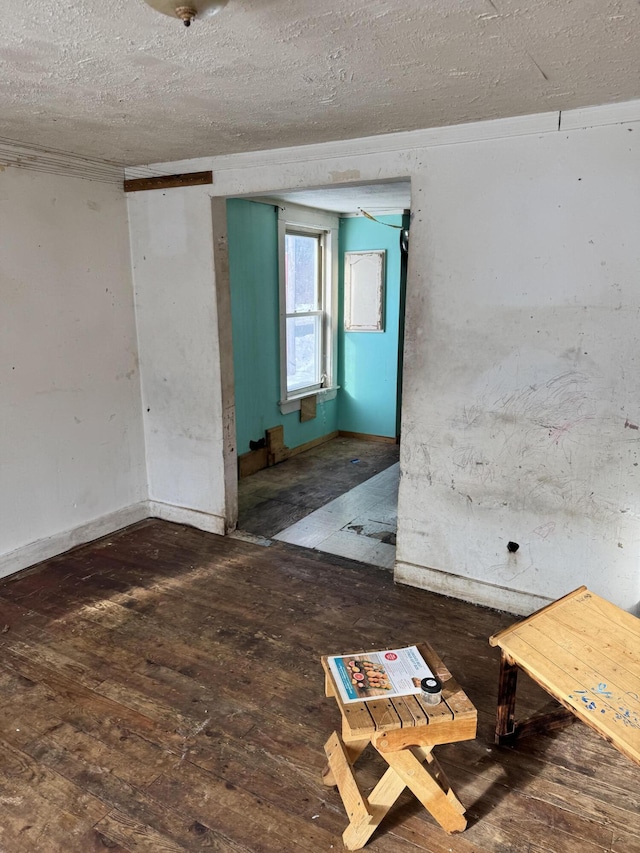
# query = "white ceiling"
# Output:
<box><xmin>2</xmin><ymin>0</ymin><xmax>640</xmax><ymax>166</ymax></box>
<box><xmin>263</xmin><ymin>181</ymin><xmax>411</xmax><ymax>214</ymax></box>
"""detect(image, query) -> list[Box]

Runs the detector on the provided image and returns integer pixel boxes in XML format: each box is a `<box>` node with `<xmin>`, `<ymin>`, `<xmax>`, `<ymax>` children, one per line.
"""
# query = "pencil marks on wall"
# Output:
<box><xmin>407</xmin><ymin>348</ymin><xmax>640</xmax><ymax>532</ymax></box>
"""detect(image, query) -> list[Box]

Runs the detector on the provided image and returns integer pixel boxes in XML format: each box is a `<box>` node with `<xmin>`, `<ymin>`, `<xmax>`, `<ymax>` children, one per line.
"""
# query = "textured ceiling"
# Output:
<box><xmin>266</xmin><ymin>181</ymin><xmax>412</xmax><ymax>214</ymax></box>
<box><xmin>1</xmin><ymin>0</ymin><xmax>639</xmax><ymax>166</ymax></box>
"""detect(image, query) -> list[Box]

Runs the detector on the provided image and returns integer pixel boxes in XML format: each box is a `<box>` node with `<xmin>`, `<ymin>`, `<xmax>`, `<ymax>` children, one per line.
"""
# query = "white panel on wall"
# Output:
<box><xmin>344</xmin><ymin>250</ymin><xmax>385</xmax><ymax>332</ymax></box>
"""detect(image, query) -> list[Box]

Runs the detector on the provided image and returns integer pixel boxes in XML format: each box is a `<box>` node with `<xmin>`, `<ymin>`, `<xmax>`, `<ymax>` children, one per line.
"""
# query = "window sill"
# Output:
<box><xmin>279</xmin><ymin>386</ymin><xmax>339</xmax><ymax>415</ymax></box>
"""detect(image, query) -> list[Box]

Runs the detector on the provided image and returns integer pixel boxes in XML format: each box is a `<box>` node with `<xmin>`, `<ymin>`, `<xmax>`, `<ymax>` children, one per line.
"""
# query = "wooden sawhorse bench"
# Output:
<box><xmin>321</xmin><ymin>643</ymin><xmax>477</xmax><ymax>850</ymax></box>
<box><xmin>489</xmin><ymin>585</ymin><xmax>640</xmax><ymax>764</ymax></box>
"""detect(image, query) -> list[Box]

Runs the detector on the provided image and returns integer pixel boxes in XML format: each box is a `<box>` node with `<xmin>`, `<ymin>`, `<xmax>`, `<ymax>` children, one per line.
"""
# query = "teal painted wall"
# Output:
<box><xmin>227</xmin><ymin>198</ymin><xmax>338</xmax><ymax>455</ymax></box>
<box><xmin>338</xmin><ymin>215</ymin><xmax>404</xmax><ymax>438</ymax></box>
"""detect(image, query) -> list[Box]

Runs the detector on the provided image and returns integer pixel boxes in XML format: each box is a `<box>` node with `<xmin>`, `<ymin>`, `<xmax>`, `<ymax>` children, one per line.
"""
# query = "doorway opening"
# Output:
<box><xmin>225</xmin><ymin>179</ymin><xmax>411</xmax><ymax>569</ymax></box>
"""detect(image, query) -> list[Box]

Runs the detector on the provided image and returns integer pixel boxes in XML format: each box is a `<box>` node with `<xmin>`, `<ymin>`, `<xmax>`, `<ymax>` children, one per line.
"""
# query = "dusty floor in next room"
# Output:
<box><xmin>237</xmin><ymin>436</ymin><xmax>400</xmax><ymax>568</ymax></box>
<box><xmin>274</xmin><ymin>462</ymin><xmax>399</xmax><ymax>569</ymax></box>
<box><xmin>0</xmin><ymin>519</ymin><xmax>637</xmax><ymax>852</ymax></box>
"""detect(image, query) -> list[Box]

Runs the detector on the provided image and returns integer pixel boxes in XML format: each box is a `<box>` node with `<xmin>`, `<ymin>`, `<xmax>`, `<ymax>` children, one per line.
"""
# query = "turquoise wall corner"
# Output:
<box><xmin>338</xmin><ymin>215</ymin><xmax>404</xmax><ymax>438</ymax></box>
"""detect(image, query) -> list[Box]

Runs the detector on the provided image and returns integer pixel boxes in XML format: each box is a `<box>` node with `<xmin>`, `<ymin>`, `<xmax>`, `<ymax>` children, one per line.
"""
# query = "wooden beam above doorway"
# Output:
<box><xmin>123</xmin><ymin>171</ymin><xmax>213</xmax><ymax>193</ymax></box>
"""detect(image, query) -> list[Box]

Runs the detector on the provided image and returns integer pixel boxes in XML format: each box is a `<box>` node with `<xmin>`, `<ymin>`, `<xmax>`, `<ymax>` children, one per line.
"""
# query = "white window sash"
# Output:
<box><xmin>277</xmin><ymin>202</ymin><xmax>339</xmax><ymax>410</ymax></box>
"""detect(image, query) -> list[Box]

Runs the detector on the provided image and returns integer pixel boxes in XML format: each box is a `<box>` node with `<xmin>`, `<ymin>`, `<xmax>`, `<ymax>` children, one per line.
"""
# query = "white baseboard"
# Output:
<box><xmin>0</xmin><ymin>499</ymin><xmax>227</xmax><ymax>582</ymax></box>
<box><xmin>0</xmin><ymin>501</ymin><xmax>150</xmax><ymax>581</ymax></box>
<box><xmin>394</xmin><ymin>559</ymin><xmax>552</xmax><ymax>616</ymax></box>
<box><xmin>147</xmin><ymin>500</ymin><xmax>226</xmax><ymax>535</ymax></box>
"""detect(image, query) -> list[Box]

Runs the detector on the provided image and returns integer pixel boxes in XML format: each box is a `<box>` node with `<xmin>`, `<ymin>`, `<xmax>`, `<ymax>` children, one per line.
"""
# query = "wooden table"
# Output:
<box><xmin>321</xmin><ymin>643</ymin><xmax>477</xmax><ymax>850</ymax></box>
<box><xmin>489</xmin><ymin>585</ymin><xmax>640</xmax><ymax>765</ymax></box>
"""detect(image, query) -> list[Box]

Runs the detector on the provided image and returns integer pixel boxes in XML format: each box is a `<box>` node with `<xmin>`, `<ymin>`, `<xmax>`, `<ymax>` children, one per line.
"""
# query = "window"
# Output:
<box><xmin>285</xmin><ymin>229</ymin><xmax>324</xmax><ymax>394</ymax></box>
<box><xmin>278</xmin><ymin>204</ymin><xmax>338</xmax><ymax>412</ymax></box>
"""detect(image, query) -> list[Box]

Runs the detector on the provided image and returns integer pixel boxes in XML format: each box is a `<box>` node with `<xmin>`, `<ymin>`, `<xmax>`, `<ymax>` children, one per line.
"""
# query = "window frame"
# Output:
<box><xmin>277</xmin><ymin>203</ymin><xmax>339</xmax><ymax>413</ymax></box>
<box><xmin>284</xmin><ymin>226</ymin><xmax>325</xmax><ymax>396</ymax></box>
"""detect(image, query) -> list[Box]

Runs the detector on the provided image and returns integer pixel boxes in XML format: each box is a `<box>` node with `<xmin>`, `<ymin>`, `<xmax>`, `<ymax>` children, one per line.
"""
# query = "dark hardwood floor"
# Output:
<box><xmin>237</xmin><ymin>436</ymin><xmax>399</xmax><ymax>538</ymax></box>
<box><xmin>0</xmin><ymin>519</ymin><xmax>638</xmax><ymax>852</ymax></box>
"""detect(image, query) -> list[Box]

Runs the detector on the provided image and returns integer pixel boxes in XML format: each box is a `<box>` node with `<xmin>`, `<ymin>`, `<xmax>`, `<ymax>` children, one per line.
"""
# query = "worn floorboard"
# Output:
<box><xmin>0</xmin><ymin>519</ymin><xmax>638</xmax><ymax>852</ymax></box>
<box><xmin>237</xmin><ymin>436</ymin><xmax>399</xmax><ymax>538</ymax></box>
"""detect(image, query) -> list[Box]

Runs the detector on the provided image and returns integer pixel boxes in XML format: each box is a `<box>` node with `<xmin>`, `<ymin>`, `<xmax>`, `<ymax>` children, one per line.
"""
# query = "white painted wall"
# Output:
<box><xmin>128</xmin><ymin>190</ymin><xmax>227</xmax><ymax>534</ymax></box>
<box><xmin>127</xmin><ymin>100</ymin><xmax>640</xmax><ymax>614</ymax></box>
<box><xmin>397</xmin><ymin>123</ymin><xmax>640</xmax><ymax>614</ymax></box>
<box><xmin>0</xmin><ymin>167</ymin><xmax>147</xmax><ymax>577</ymax></box>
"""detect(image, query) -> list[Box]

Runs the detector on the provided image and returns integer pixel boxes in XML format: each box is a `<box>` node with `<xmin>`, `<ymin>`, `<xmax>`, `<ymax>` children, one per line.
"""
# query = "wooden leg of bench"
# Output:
<box><xmin>506</xmin><ymin>705</ymin><xmax>577</xmax><ymax>742</ymax></box>
<box><xmin>342</xmin><ymin>765</ymin><xmax>407</xmax><ymax>850</ymax></box>
<box><xmin>495</xmin><ymin>652</ymin><xmax>519</xmax><ymax>745</ymax></box>
<box><xmin>494</xmin><ymin>655</ymin><xmax>578</xmax><ymax>745</ymax></box>
<box><xmin>322</xmin><ymin>734</ymin><xmax>370</xmax><ymax>786</ymax></box>
<box><xmin>324</xmin><ymin>732</ymin><xmax>373</xmax><ymax>826</ymax></box>
<box><xmin>417</xmin><ymin>747</ymin><xmax>466</xmax><ymax>816</ymax></box>
<box><xmin>380</xmin><ymin>748</ymin><xmax>467</xmax><ymax>833</ymax></box>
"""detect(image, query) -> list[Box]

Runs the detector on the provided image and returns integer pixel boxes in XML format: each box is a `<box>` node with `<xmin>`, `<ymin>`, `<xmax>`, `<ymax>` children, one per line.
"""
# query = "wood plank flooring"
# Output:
<box><xmin>0</xmin><ymin>519</ymin><xmax>638</xmax><ymax>852</ymax></box>
<box><xmin>237</xmin><ymin>436</ymin><xmax>399</xmax><ymax>538</ymax></box>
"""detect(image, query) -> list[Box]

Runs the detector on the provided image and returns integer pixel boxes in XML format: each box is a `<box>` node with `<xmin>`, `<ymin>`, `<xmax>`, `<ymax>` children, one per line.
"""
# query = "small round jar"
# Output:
<box><xmin>420</xmin><ymin>676</ymin><xmax>443</xmax><ymax>706</ymax></box>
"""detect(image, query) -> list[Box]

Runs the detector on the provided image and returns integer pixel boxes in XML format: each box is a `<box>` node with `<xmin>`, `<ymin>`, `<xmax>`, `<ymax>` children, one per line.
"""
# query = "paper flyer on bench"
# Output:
<box><xmin>328</xmin><ymin>646</ymin><xmax>435</xmax><ymax>703</ymax></box>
